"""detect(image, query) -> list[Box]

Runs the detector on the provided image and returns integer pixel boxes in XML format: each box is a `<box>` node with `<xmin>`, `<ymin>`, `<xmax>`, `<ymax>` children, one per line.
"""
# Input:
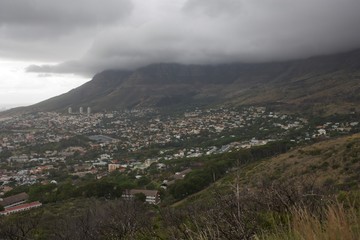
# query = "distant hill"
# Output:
<box><xmin>7</xmin><ymin>49</ymin><xmax>360</xmax><ymax>114</ymax></box>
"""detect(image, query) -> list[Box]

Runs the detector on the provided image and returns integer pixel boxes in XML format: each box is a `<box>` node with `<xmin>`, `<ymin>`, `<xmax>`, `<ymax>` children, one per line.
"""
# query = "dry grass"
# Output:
<box><xmin>258</xmin><ymin>203</ymin><xmax>360</xmax><ymax>240</ymax></box>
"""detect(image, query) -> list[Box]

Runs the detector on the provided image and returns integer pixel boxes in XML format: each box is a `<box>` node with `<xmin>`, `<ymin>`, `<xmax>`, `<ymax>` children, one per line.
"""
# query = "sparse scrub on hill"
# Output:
<box><xmin>0</xmin><ymin>199</ymin><xmax>157</xmax><ymax>240</ymax></box>
<box><xmin>162</xmin><ymin>178</ymin><xmax>330</xmax><ymax>239</ymax></box>
<box><xmin>47</xmin><ymin>200</ymin><xmax>156</xmax><ymax>240</ymax></box>
<box><xmin>165</xmin><ymin>134</ymin><xmax>360</xmax><ymax>239</ymax></box>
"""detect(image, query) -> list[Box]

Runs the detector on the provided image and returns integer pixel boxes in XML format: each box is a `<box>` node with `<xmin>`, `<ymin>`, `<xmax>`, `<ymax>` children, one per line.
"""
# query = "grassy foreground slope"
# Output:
<box><xmin>170</xmin><ymin>134</ymin><xmax>360</xmax><ymax>239</ymax></box>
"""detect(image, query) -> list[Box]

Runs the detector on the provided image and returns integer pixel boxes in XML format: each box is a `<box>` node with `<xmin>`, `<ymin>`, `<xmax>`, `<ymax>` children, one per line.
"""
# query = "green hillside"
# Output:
<box><xmin>162</xmin><ymin>133</ymin><xmax>360</xmax><ymax>239</ymax></box>
<box><xmin>180</xmin><ymin>133</ymin><xmax>360</xmax><ymax>206</ymax></box>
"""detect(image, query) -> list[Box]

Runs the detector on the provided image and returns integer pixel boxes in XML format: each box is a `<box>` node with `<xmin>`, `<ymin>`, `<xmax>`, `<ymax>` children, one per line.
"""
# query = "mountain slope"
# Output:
<box><xmin>13</xmin><ymin>49</ymin><xmax>360</xmax><ymax>113</ymax></box>
<box><xmin>178</xmin><ymin>133</ymin><xmax>360</xmax><ymax>208</ymax></box>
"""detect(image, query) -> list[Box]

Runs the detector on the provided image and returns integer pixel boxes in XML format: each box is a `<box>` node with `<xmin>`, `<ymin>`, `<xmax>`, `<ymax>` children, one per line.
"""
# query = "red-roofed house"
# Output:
<box><xmin>0</xmin><ymin>201</ymin><xmax>42</xmax><ymax>215</ymax></box>
<box><xmin>0</xmin><ymin>192</ymin><xmax>29</xmax><ymax>209</ymax></box>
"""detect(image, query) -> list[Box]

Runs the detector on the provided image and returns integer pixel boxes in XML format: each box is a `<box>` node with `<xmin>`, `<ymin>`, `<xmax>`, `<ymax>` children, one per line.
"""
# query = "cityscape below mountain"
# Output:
<box><xmin>1</xmin><ymin>47</ymin><xmax>360</xmax><ymax>238</ymax></box>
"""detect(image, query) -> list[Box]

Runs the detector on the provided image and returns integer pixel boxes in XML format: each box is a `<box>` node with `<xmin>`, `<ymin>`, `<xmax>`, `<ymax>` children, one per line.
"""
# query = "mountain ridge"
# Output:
<box><xmin>5</xmin><ymin>49</ymin><xmax>360</xmax><ymax>115</ymax></box>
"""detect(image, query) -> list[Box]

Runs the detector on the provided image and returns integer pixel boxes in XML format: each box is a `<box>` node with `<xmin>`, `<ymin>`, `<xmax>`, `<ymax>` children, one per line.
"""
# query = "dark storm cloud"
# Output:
<box><xmin>0</xmin><ymin>0</ymin><xmax>133</xmax><ymax>32</ymax></box>
<box><xmin>7</xmin><ymin>0</ymin><xmax>360</xmax><ymax>76</ymax></box>
<box><xmin>0</xmin><ymin>0</ymin><xmax>133</xmax><ymax>60</ymax></box>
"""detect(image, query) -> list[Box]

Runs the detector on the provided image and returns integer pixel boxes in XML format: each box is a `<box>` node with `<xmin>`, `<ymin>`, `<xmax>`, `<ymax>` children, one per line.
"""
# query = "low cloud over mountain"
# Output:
<box><xmin>1</xmin><ymin>0</ymin><xmax>360</xmax><ymax>76</ymax></box>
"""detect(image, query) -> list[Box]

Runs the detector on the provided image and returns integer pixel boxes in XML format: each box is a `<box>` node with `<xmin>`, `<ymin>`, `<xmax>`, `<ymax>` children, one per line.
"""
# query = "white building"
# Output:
<box><xmin>122</xmin><ymin>189</ymin><xmax>160</xmax><ymax>204</ymax></box>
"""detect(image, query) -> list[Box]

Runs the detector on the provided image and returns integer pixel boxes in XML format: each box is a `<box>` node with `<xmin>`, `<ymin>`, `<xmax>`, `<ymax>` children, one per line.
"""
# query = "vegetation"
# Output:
<box><xmin>168</xmin><ymin>141</ymin><xmax>294</xmax><ymax>200</ymax></box>
<box><xmin>2</xmin><ymin>127</ymin><xmax>360</xmax><ymax>239</ymax></box>
<box><xmin>23</xmin><ymin>135</ymin><xmax>90</xmax><ymax>154</ymax></box>
<box><xmin>258</xmin><ymin>203</ymin><xmax>360</xmax><ymax>240</ymax></box>
<box><xmin>0</xmin><ymin>199</ymin><xmax>156</xmax><ymax>240</ymax></box>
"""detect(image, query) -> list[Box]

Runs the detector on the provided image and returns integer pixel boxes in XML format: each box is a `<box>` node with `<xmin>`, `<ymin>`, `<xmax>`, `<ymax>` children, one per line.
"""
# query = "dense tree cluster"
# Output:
<box><xmin>169</xmin><ymin>141</ymin><xmax>294</xmax><ymax>200</ymax></box>
<box><xmin>0</xmin><ymin>199</ymin><xmax>156</xmax><ymax>240</ymax></box>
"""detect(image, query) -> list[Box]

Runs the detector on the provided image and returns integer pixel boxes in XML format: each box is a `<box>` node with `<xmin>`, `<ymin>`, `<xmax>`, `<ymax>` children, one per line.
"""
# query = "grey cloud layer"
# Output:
<box><xmin>0</xmin><ymin>0</ymin><xmax>133</xmax><ymax>60</ymax></box>
<box><xmin>2</xmin><ymin>0</ymin><xmax>360</xmax><ymax>76</ymax></box>
<box><xmin>183</xmin><ymin>0</ymin><xmax>243</xmax><ymax>17</ymax></box>
<box><xmin>0</xmin><ymin>0</ymin><xmax>133</xmax><ymax>31</ymax></box>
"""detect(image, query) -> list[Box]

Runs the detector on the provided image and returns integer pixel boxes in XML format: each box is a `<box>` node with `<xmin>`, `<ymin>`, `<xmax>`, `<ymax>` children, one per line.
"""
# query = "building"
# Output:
<box><xmin>68</xmin><ymin>107</ymin><xmax>72</xmax><ymax>114</ymax></box>
<box><xmin>79</xmin><ymin>106</ymin><xmax>84</xmax><ymax>114</ymax></box>
<box><xmin>0</xmin><ymin>201</ymin><xmax>42</xmax><ymax>215</ymax></box>
<box><xmin>162</xmin><ymin>168</ymin><xmax>192</xmax><ymax>188</ymax></box>
<box><xmin>0</xmin><ymin>192</ymin><xmax>29</xmax><ymax>209</ymax></box>
<box><xmin>318</xmin><ymin>129</ymin><xmax>327</xmax><ymax>135</ymax></box>
<box><xmin>87</xmin><ymin>107</ymin><xmax>91</xmax><ymax>115</ymax></box>
<box><xmin>108</xmin><ymin>163</ymin><xmax>121</xmax><ymax>172</ymax></box>
<box><xmin>122</xmin><ymin>189</ymin><xmax>160</xmax><ymax>205</ymax></box>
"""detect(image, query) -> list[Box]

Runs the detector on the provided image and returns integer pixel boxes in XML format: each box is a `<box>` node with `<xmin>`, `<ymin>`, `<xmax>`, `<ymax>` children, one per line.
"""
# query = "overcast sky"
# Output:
<box><xmin>1</xmin><ymin>0</ymin><xmax>360</xmax><ymax>107</ymax></box>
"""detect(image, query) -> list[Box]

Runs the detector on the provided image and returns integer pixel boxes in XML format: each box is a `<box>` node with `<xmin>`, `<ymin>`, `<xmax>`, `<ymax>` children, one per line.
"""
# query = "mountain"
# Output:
<box><xmin>9</xmin><ymin>49</ymin><xmax>360</xmax><ymax>114</ymax></box>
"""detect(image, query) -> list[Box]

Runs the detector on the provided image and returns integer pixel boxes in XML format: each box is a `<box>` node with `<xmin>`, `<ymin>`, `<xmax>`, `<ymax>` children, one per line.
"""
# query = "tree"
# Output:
<box><xmin>0</xmin><ymin>212</ymin><xmax>42</xmax><ymax>240</ymax></box>
<box><xmin>49</xmin><ymin>199</ymin><xmax>156</xmax><ymax>240</ymax></box>
<box><xmin>134</xmin><ymin>192</ymin><xmax>146</xmax><ymax>203</ymax></box>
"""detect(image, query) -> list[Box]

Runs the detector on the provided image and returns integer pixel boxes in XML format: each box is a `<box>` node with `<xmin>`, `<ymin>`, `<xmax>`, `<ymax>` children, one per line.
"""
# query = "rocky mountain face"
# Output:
<box><xmin>12</xmin><ymin>49</ymin><xmax>360</xmax><ymax>114</ymax></box>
